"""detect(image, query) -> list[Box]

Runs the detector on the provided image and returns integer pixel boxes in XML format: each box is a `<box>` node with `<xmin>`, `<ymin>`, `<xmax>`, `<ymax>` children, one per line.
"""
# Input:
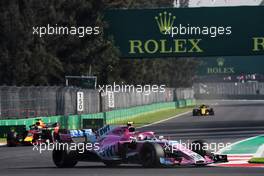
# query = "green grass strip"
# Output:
<box><xmin>0</xmin><ymin>138</ymin><xmax>6</xmax><ymax>143</ymax></box>
<box><xmin>109</xmin><ymin>107</ymin><xmax>193</xmax><ymax>127</ymax></box>
<box><xmin>249</xmin><ymin>158</ymin><xmax>264</xmax><ymax>163</ymax></box>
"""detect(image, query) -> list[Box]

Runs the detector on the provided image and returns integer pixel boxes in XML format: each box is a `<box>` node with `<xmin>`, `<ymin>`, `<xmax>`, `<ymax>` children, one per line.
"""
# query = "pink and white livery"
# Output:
<box><xmin>52</xmin><ymin>123</ymin><xmax>228</xmax><ymax>168</ymax></box>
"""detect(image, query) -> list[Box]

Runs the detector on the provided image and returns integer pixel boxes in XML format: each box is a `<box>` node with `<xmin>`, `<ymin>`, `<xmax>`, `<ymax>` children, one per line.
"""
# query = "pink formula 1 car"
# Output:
<box><xmin>52</xmin><ymin>124</ymin><xmax>228</xmax><ymax>168</ymax></box>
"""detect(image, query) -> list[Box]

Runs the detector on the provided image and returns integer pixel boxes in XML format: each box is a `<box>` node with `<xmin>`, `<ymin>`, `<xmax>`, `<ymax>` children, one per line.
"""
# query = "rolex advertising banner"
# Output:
<box><xmin>105</xmin><ymin>6</ymin><xmax>264</xmax><ymax>58</ymax></box>
<box><xmin>198</xmin><ymin>56</ymin><xmax>264</xmax><ymax>75</ymax></box>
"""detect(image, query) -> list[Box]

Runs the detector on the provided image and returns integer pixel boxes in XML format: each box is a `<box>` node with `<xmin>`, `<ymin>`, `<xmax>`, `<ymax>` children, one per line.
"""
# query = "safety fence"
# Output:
<box><xmin>0</xmin><ymin>86</ymin><xmax>100</xmax><ymax>119</ymax></box>
<box><xmin>0</xmin><ymin>99</ymin><xmax>195</xmax><ymax>137</ymax></box>
<box><xmin>194</xmin><ymin>82</ymin><xmax>264</xmax><ymax>99</ymax></box>
<box><xmin>0</xmin><ymin>86</ymin><xmax>194</xmax><ymax>119</ymax></box>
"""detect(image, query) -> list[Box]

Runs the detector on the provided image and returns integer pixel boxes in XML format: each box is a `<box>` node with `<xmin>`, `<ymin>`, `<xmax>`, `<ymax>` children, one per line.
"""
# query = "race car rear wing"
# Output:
<box><xmin>57</xmin><ymin>124</ymin><xmax>117</xmax><ymax>143</ymax></box>
<box><xmin>58</xmin><ymin>129</ymin><xmax>96</xmax><ymax>143</ymax></box>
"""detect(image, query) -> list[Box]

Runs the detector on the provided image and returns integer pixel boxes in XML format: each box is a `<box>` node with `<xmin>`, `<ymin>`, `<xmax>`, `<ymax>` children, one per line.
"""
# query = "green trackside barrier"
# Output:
<box><xmin>103</xmin><ymin>99</ymin><xmax>195</xmax><ymax>124</ymax></box>
<box><xmin>185</xmin><ymin>99</ymin><xmax>196</xmax><ymax>106</ymax></box>
<box><xmin>0</xmin><ymin>115</ymin><xmax>81</xmax><ymax>131</ymax></box>
<box><xmin>81</xmin><ymin>113</ymin><xmax>105</xmax><ymax>130</ymax></box>
<box><xmin>41</xmin><ymin>115</ymin><xmax>66</xmax><ymax>128</ymax></box>
<box><xmin>0</xmin><ymin>99</ymin><xmax>196</xmax><ymax>131</ymax></box>
<box><xmin>67</xmin><ymin>115</ymin><xmax>80</xmax><ymax>130</ymax></box>
<box><xmin>177</xmin><ymin>100</ymin><xmax>186</xmax><ymax>108</ymax></box>
<box><xmin>79</xmin><ymin>113</ymin><xmax>104</xmax><ymax>129</ymax></box>
<box><xmin>104</xmin><ymin>102</ymin><xmax>176</xmax><ymax>124</ymax></box>
<box><xmin>0</xmin><ymin>126</ymin><xmax>26</xmax><ymax>138</ymax></box>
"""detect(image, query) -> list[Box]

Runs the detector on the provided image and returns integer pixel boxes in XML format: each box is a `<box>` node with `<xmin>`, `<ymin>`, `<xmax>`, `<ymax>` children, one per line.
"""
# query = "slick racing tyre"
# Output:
<box><xmin>7</xmin><ymin>131</ymin><xmax>17</xmax><ymax>147</ymax></box>
<box><xmin>52</xmin><ymin>145</ymin><xmax>78</xmax><ymax>168</ymax></box>
<box><xmin>192</xmin><ymin>109</ymin><xmax>198</xmax><ymax>116</ymax></box>
<box><xmin>140</xmin><ymin>142</ymin><xmax>164</xmax><ymax>168</ymax></box>
<box><xmin>209</xmin><ymin>108</ymin><xmax>215</xmax><ymax>115</ymax></box>
<box><xmin>193</xmin><ymin>109</ymin><xmax>201</xmax><ymax>116</ymax></box>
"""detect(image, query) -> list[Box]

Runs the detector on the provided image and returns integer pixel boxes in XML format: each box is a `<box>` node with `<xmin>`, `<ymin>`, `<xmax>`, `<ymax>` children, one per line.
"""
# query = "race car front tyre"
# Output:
<box><xmin>209</xmin><ymin>109</ymin><xmax>215</xmax><ymax>115</ymax></box>
<box><xmin>140</xmin><ymin>142</ymin><xmax>165</xmax><ymax>168</ymax></box>
<box><xmin>52</xmin><ymin>147</ymin><xmax>78</xmax><ymax>168</ymax></box>
<box><xmin>192</xmin><ymin>109</ymin><xmax>198</xmax><ymax>116</ymax></box>
<box><xmin>193</xmin><ymin>109</ymin><xmax>201</xmax><ymax>116</ymax></box>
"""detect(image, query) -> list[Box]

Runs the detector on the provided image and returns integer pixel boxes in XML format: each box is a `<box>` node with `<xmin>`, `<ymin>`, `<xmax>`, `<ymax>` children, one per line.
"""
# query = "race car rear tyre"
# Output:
<box><xmin>7</xmin><ymin>131</ymin><xmax>17</xmax><ymax>147</ymax></box>
<box><xmin>52</xmin><ymin>147</ymin><xmax>78</xmax><ymax>168</ymax></box>
<box><xmin>209</xmin><ymin>109</ymin><xmax>215</xmax><ymax>115</ymax></box>
<box><xmin>140</xmin><ymin>142</ymin><xmax>164</xmax><ymax>168</ymax></box>
<box><xmin>7</xmin><ymin>139</ymin><xmax>17</xmax><ymax>147</ymax></box>
<box><xmin>191</xmin><ymin>140</ymin><xmax>207</xmax><ymax>157</ymax></box>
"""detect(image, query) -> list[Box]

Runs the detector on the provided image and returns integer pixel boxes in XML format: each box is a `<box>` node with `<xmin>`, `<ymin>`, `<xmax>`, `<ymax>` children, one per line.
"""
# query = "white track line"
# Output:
<box><xmin>227</xmin><ymin>154</ymin><xmax>253</xmax><ymax>156</ymax></box>
<box><xmin>137</xmin><ymin>111</ymin><xmax>191</xmax><ymax>129</ymax></box>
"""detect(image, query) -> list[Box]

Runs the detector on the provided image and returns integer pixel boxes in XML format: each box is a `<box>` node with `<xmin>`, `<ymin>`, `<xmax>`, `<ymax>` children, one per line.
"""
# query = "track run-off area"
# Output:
<box><xmin>1</xmin><ymin>100</ymin><xmax>264</xmax><ymax>176</ymax></box>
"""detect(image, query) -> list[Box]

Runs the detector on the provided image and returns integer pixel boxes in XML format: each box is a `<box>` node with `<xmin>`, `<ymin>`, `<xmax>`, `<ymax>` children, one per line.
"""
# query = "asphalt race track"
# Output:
<box><xmin>1</xmin><ymin>100</ymin><xmax>264</xmax><ymax>176</ymax></box>
<box><xmin>142</xmin><ymin>100</ymin><xmax>264</xmax><ymax>144</ymax></box>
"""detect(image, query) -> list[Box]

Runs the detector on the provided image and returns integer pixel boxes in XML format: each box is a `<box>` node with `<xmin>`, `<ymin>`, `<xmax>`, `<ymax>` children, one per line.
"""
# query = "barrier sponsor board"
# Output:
<box><xmin>105</xmin><ymin>6</ymin><xmax>264</xmax><ymax>58</ymax></box>
<box><xmin>197</xmin><ymin>56</ymin><xmax>264</xmax><ymax>75</ymax></box>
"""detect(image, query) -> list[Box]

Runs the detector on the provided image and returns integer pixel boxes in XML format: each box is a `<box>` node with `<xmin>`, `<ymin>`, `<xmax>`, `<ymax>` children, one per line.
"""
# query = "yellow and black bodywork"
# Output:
<box><xmin>193</xmin><ymin>105</ymin><xmax>214</xmax><ymax>116</ymax></box>
<box><xmin>24</xmin><ymin>134</ymin><xmax>33</xmax><ymax>143</ymax></box>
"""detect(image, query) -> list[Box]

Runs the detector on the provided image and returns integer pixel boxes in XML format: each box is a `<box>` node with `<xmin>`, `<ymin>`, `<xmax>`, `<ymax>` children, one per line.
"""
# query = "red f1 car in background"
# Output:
<box><xmin>7</xmin><ymin>119</ymin><xmax>59</xmax><ymax>147</ymax></box>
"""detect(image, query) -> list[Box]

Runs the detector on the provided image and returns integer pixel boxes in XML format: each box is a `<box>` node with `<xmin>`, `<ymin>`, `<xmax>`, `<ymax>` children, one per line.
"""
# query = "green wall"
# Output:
<box><xmin>0</xmin><ymin>99</ymin><xmax>195</xmax><ymax>135</ymax></box>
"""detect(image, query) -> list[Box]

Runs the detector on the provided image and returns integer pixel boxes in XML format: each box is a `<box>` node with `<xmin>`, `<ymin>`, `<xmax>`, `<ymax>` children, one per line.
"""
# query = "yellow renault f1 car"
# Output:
<box><xmin>193</xmin><ymin>105</ymin><xmax>214</xmax><ymax>116</ymax></box>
